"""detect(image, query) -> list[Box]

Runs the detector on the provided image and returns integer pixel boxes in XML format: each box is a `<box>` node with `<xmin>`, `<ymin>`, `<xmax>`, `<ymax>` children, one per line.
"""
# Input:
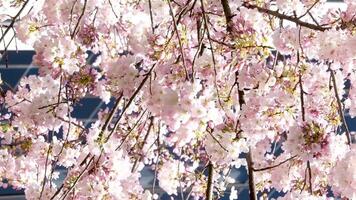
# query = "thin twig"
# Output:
<box><xmin>167</xmin><ymin>0</ymin><xmax>189</xmax><ymax>81</ymax></box>
<box><xmin>297</xmin><ymin>0</ymin><xmax>320</xmax><ymax>19</ymax></box>
<box><xmin>58</xmin><ymin>157</ymin><xmax>94</xmax><ymax>200</ymax></box>
<box><xmin>207</xmin><ymin>130</ymin><xmax>229</xmax><ymax>152</ymax></box>
<box><xmin>200</xmin><ymin>0</ymin><xmax>225</xmax><ymax>109</ymax></box>
<box><xmin>71</xmin><ymin>0</ymin><xmax>88</xmax><ymax>39</ymax></box>
<box><xmin>39</xmin><ymin>145</ymin><xmax>52</xmax><ymax>199</ymax></box>
<box><xmin>105</xmin><ymin>64</ymin><xmax>156</xmax><ymax>142</ymax></box>
<box><xmin>115</xmin><ymin>109</ymin><xmax>148</xmax><ymax>151</ymax></box>
<box><xmin>131</xmin><ymin>116</ymin><xmax>154</xmax><ymax>173</ymax></box>
<box><xmin>0</xmin><ymin>0</ymin><xmax>30</xmax><ymax>44</ymax></box>
<box><xmin>253</xmin><ymin>155</ymin><xmax>297</xmax><ymax>171</ymax></box>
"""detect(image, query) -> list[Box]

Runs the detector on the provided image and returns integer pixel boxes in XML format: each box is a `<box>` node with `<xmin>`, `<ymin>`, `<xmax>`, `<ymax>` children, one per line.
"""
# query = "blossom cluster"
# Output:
<box><xmin>0</xmin><ymin>0</ymin><xmax>355</xmax><ymax>199</ymax></box>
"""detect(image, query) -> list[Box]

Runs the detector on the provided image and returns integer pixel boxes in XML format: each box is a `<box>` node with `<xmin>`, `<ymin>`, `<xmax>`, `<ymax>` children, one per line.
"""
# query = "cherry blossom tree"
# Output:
<box><xmin>0</xmin><ymin>0</ymin><xmax>355</xmax><ymax>199</ymax></box>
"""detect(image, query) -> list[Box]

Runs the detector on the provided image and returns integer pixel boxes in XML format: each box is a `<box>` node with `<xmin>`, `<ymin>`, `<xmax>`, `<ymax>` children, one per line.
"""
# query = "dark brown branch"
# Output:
<box><xmin>71</xmin><ymin>0</ymin><xmax>88</xmax><ymax>39</ymax></box>
<box><xmin>205</xmin><ymin>162</ymin><xmax>214</xmax><ymax>200</ymax></box>
<box><xmin>0</xmin><ymin>0</ymin><xmax>30</xmax><ymax>44</ymax></box>
<box><xmin>242</xmin><ymin>3</ymin><xmax>329</xmax><ymax>31</ymax></box>
<box><xmin>105</xmin><ymin>64</ymin><xmax>156</xmax><ymax>142</ymax></box>
<box><xmin>131</xmin><ymin>116</ymin><xmax>154</xmax><ymax>173</ymax></box>
<box><xmin>307</xmin><ymin>161</ymin><xmax>312</xmax><ymax>194</ymax></box>
<box><xmin>108</xmin><ymin>0</ymin><xmax>118</xmax><ymax>19</ymax></box>
<box><xmin>191</xmin><ymin>18</ymin><xmax>206</xmax><ymax>80</ymax></box>
<box><xmin>220</xmin><ymin>0</ymin><xmax>233</xmax><ymax>32</ymax></box>
<box><xmin>207</xmin><ymin>130</ymin><xmax>229</xmax><ymax>152</ymax></box>
<box><xmin>115</xmin><ymin>109</ymin><xmax>148</xmax><ymax>151</ymax></box>
<box><xmin>299</xmin><ymin>73</ymin><xmax>306</xmax><ymax>121</ymax></box>
<box><xmin>97</xmin><ymin>93</ymin><xmax>123</xmax><ymax>139</ymax></box>
<box><xmin>253</xmin><ymin>155</ymin><xmax>297</xmax><ymax>171</ymax></box>
<box><xmin>246</xmin><ymin>150</ymin><xmax>257</xmax><ymax>200</ymax></box>
<box><xmin>148</xmin><ymin>0</ymin><xmax>155</xmax><ymax>33</ymax></box>
<box><xmin>58</xmin><ymin>157</ymin><xmax>94</xmax><ymax>200</ymax></box>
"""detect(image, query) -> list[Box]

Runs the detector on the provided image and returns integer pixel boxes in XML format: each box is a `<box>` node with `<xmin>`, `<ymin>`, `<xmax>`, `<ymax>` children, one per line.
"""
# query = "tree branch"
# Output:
<box><xmin>71</xmin><ymin>0</ymin><xmax>88</xmax><ymax>39</ymax></box>
<box><xmin>246</xmin><ymin>149</ymin><xmax>257</xmax><ymax>200</ymax></box>
<box><xmin>220</xmin><ymin>0</ymin><xmax>233</xmax><ymax>32</ymax></box>
<box><xmin>168</xmin><ymin>0</ymin><xmax>189</xmax><ymax>81</ymax></box>
<box><xmin>330</xmin><ymin>69</ymin><xmax>352</xmax><ymax>145</ymax></box>
<box><xmin>253</xmin><ymin>155</ymin><xmax>297</xmax><ymax>172</ymax></box>
<box><xmin>242</xmin><ymin>2</ymin><xmax>329</xmax><ymax>31</ymax></box>
<box><xmin>0</xmin><ymin>0</ymin><xmax>30</xmax><ymax>44</ymax></box>
<box><xmin>205</xmin><ymin>162</ymin><xmax>214</xmax><ymax>200</ymax></box>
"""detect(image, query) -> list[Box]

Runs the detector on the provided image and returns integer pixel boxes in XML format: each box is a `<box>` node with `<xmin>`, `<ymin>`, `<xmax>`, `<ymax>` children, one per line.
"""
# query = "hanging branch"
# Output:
<box><xmin>39</xmin><ymin>145</ymin><xmax>52</xmax><ymax>199</ymax></box>
<box><xmin>299</xmin><ymin>73</ymin><xmax>306</xmax><ymax>121</ymax></box>
<box><xmin>330</xmin><ymin>69</ymin><xmax>352</xmax><ymax>145</ymax></box>
<box><xmin>105</xmin><ymin>63</ymin><xmax>156</xmax><ymax>142</ymax></box>
<box><xmin>131</xmin><ymin>116</ymin><xmax>154</xmax><ymax>173</ymax></box>
<box><xmin>152</xmin><ymin>120</ymin><xmax>161</xmax><ymax>194</ymax></box>
<box><xmin>115</xmin><ymin>109</ymin><xmax>148</xmax><ymax>151</ymax></box>
<box><xmin>167</xmin><ymin>0</ymin><xmax>189</xmax><ymax>81</ymax></box>
<box><xmin>58</xmin><ymin>157</ymin><xmax>95</xmax><ymax>200</ymax></box>
<box><xmin>297</xmin><ymin>53</ymin><xmax>313</xmax><ymax>194</ymax></box>
<box><xmin>71</xmin><ymin>0</ymin><xmax>88</xmax><ymax>39</ymax></box>
<box><xmin>96</xmin><ymin>93</ymin><xmax>123</xmax><ymax>141</ymax></box>
<box><xmin>0</xmin><ymin>0</ymin><xmax>30</xmax><ymax>44</ymax></box>
<box><xmin>200</xmin><ymin>0</ymin><xmax>225</xmax><ymax>109</ymax></box>
<box><xmin>191</xmin><ymin>18</ymin><xmax>206</xmax><ymax>79</ymax></box>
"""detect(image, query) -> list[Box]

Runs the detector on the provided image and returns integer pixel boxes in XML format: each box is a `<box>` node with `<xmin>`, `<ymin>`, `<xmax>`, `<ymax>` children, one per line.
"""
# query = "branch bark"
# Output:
<box><xmin>205</xmin><ymin>162</ymin><xmax>214</xmax><ymax>200</ymax></box>
<box><xmin>220</xmin><ymin>0</ymin><xmax>233</xmax><ymax>32</ymax></box>
<box><xmin>246</xmin><ymin>149</ymin><xmax>257</xmax><ymax>200</ymax></box>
